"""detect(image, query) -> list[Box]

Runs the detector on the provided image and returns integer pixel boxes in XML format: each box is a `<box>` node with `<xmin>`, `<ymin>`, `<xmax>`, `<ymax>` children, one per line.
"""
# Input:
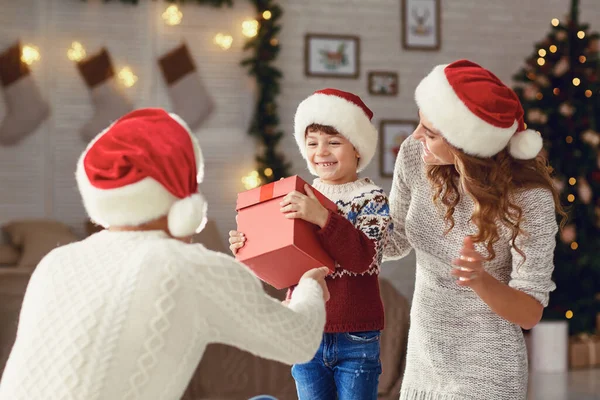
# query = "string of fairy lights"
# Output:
<box><xmin>523</xmin><ymin>15</ymin><xmax>600</xmax><ymax>324</ymax></box>
<box><xmin>17</xmin><ymin>3</ymin><xmax>279</xmax><ymax>190</ymax></box>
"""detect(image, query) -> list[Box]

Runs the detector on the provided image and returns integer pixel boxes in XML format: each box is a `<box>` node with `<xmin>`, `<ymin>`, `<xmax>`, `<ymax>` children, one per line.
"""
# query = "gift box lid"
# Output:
<box><xmin>236</xmin><ymin>175</ymin><xmax>337</xmax><ymax>211</ymax></box>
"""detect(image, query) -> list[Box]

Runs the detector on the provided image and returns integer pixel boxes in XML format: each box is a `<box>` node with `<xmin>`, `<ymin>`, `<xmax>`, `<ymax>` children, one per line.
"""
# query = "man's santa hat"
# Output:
<box><xmin>294</xmin><ymin>88</ymin><xmax>378</xmax><ymax>175</ymax></box>
<box><xmin>415</xmin><ymin>59</ymin><xmax>543</xmax><ymax>160</ymax></box>
<box><xmin>75</xmin><ymin>108</ymin><xmax>207</xmax><ymax>237</ymax></box>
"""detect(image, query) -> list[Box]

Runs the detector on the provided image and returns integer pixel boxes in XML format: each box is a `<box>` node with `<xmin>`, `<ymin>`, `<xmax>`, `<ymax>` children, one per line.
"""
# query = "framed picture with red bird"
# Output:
<box><xmin>304</xmin><ymin>33</ymin><xmax>360</xmax><ymax>79</ymax></box>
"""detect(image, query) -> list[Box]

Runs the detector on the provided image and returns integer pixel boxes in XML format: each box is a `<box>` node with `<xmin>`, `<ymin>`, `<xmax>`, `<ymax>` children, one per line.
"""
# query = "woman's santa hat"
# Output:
<box><xmin>294</xmin><ymin>88</ymin><xmax>378</xmax><ymax>175</ymax></box>
<box><xmin>415</xmin><ymin>59</ymin><xmax>543</xmax><ymax>160</ymax></box>
<box><xmin>75</xmin><ymin>108</ymin><xmax>207</xmax><ymax>238</ymax></box>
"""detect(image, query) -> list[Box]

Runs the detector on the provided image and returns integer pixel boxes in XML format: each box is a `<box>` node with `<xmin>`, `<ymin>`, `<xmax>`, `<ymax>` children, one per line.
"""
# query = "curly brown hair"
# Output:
<box><xmin>427</xmin><ymin>145</ymin><xmax>567</xmax><ymax>262</ymax></box>
<box><xmin>305</xmin><ymin>123</ymin><xmax>339</xmax><ymax>136</ymax></box>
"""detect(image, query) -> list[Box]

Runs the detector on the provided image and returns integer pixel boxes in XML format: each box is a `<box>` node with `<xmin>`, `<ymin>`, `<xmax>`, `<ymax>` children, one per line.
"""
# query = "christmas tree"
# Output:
<box><xmin>513</xmin><ymin>0</ymin><xmax>600</xmax><ymax>335</ymax></box>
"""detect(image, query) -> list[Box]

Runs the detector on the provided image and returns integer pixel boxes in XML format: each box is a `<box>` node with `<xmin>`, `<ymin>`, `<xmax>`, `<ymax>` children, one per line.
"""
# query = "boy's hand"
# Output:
<box><xmin>228</xmin><ymin>230</ymin><xmax>246</xmax><ymax>255</ymax></box>
<box><xmin>280</xmin><ymin>184</ymin><xmax>329</xmax><ymax>228</ymax></box>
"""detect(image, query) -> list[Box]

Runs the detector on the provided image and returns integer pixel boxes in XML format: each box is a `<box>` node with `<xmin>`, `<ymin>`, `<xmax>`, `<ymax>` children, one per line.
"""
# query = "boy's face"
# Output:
<box><xmin>305</xmin><ymin>128</ymin><xmax>359</xmax><ymax>184</ymax></box>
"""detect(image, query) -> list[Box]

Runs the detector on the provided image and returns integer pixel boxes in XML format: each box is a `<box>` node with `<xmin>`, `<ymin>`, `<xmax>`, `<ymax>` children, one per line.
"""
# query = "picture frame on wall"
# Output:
<box><xmin>368</xmin><ymin>71</ymin><xmax>399</xmax><ymax>96</ymax></box>
<box><xmin>380</xmin><ymin>119</ymin><xmax>418</xmax><ymax>177</ymax></box>
<box><xmin>304</xmin><ymin>33</ymin><xmax>360</xmax><ymax>79</ymax></box>
<box><xmin>402</xmin><ymin>0</ymin><xmax>441</xmax><ymax>51</ymax></box>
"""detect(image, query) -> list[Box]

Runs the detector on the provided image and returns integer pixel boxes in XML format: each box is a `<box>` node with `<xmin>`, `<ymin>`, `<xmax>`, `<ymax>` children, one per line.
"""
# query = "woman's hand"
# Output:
<box><xmin>280</xmin><ymin>184</ymin><xmax>330</xmax><ymax>228</ymax></box>
<box><xmin>451</xmin><ymin>236</ymin><xmax>489</xmax><ymax>287</ymax></box>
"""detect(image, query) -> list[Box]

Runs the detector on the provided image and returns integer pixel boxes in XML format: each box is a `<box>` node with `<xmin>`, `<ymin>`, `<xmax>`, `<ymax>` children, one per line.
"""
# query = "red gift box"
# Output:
<box><xmin>235</xmin><ymin>175</ymin><xmax>337</xmax><ymax>289</ymax></box>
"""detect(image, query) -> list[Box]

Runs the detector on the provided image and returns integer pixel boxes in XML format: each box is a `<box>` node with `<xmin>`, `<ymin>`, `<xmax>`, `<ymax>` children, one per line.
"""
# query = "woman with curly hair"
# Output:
<box><xmin>385</xmin><ymin>60</ymin><xmax>566</xmax><ymax>400</ymax></box>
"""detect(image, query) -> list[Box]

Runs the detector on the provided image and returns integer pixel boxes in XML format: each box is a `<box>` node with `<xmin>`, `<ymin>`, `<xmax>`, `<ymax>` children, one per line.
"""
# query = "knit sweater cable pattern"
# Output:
<box><xmin>0</xmin><ymin>230</ymin><xmax>326</xmax><ymax>400</ymax></box>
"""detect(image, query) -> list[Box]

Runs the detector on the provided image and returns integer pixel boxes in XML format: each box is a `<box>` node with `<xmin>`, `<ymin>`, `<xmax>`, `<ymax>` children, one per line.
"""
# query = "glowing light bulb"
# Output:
<box><xmin>214</xmin><ymin>33</ymin><xmax>233</xmax><ymax>50</ymax></box>
<box><xmin>264</xmin><ymin>168</ymin><xmax>273</xmax><ymax>177</ymax></box>
<box><xmin>551</xmin><ymin>18</ymin><xmax>560</xmax><ymax>27</ymax></box>
<box><xmin>262</xmin><ymin>10</ymin><xmax>272</xmax><ymax>20</ymax></box>
<box><xmin>242</xmin><ymin>170</ymin><xmax>261</xmax><ymax>190</ymax></box>
<box><xmin>162</xmin><ymin>5</ymin><xmax>183</xmax><ymax>26</ymax></box>
<box><xmin>118</xmin><ymin>67</ymin><xmax>138</xmax><ymax>88</ymax></box>
<box><xmin>21</xmin><ymin>44</ymin><xmax>40</xmax><ymax>65</ymax></box>
<box><xmin>565</xmin><ymin>310</ymin><xmax>573</xmax><ymax>319</ymax></box>
<box><xmin>242</xmin><ymin>19</ymin><xmax>259</xmax><ymax>38</ymax></box>
<box><xmin>537</xmin><ymin>58</ymin><xmax>546</xmax><ymax>66</ymax></box>
<box><xmin>67</xmin><ymin>41</ymin><xmax>86</xmax><ymax>62</ymax></box>
<box><xmin>538</xmin><ymin>49</ymin><xmax>547</xmax><ymax>57</ymax></box>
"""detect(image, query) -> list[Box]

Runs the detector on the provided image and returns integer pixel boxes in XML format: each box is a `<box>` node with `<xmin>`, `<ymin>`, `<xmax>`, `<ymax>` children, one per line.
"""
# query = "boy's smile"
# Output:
<box><xmin>306</xmin><ymin>128</ymin><xmax>359</xmax><ymax>185</ymax></box>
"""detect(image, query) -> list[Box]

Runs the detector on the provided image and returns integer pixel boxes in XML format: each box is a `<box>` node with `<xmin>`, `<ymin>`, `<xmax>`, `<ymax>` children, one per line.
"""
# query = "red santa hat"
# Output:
<box><xmin>415</xmin><ymin>59</ymin><xmax>543</xmax><ymax>160</ymax></box>
<box><xmin>75</xmin><ymin>108</ymin><xmax>207</xmax><ymax>237</ymax></box>
<box><xmin>294</xmin><ymin>88</ymin><xmax>378</xmax><ymax>175</ymax></box>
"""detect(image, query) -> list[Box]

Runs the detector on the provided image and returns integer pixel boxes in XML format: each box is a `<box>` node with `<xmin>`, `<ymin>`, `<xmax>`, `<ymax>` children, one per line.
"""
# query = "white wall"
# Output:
<box><xmin>1</xmin><ymin>0</ymin><xmax>599</xmax><ymax>300</ymax></box>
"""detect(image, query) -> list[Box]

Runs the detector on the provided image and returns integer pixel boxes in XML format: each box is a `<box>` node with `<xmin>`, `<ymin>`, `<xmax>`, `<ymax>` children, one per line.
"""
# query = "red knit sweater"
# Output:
<box><xmin>287</xmin><ymin>178</ymin><xmax>391</xmax><ymax>333</ymax></box>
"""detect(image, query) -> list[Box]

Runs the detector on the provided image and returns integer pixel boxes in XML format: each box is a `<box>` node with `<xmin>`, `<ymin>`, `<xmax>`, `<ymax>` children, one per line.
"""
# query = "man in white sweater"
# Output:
<box><xmin>0</xmin><ymin>108</ymin><xmax>329</xmax><ymax>400</ymax></box>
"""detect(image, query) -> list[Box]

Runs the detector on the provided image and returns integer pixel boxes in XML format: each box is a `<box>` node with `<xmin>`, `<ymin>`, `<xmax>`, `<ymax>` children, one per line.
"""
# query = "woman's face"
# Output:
<box><xmin>412</xmin><ymin>110</ymin><xmax>455</xmax><ymax>165</ymax></box>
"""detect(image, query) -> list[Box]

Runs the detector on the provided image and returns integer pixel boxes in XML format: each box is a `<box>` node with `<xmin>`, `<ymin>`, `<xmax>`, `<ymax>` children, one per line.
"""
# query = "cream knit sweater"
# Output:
<box><xmin>0</xmin><ymin>230</ymin><xmax>326</xmax><ymax>400</ymax></box>
<box><xmin>384</xmin><ymin>137</ymin><xmax>558</xmax><ymax>400</ymax></box>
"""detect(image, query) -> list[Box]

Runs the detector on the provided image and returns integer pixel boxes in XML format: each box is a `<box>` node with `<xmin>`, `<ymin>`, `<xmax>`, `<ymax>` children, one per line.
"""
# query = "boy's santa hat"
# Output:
<box><xmin>415</xmin><ymin>59</ymin><xmax>543</xmax><ymax>160</ymax></box>
<box><xmin>75</xmin><ymin>108</ymin><xmax>207</xmax><ymax>237</ymax></box>
<box><xmin>294</xmin><ymin>88</ymin><xmax>378</xmax><ymax>175</ymax></box>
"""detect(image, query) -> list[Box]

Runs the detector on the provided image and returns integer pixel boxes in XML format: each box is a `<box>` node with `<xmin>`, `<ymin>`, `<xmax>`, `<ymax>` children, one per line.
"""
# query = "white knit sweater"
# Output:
<box><xmin>385</xmin><ymin>137</ymin><xmax>558</xmax><ymax>400</ymax></box>
<box><xmin>0</xmin><ymin>230</ymin><xmax>326</xmax><ymax>400</ymax></box>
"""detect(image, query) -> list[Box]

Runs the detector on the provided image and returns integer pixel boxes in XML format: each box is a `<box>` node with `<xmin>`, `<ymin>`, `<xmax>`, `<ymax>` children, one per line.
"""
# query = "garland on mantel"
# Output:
<box><xmin>82</xmin><ymin>0</ymin><xmax>290</xmax><ymax>183</ymax></box>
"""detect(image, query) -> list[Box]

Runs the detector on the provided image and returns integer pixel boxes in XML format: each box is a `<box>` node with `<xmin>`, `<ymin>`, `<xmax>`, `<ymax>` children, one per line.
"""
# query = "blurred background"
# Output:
<box><xmin>0</xmin><ymin>0</ymin><xmax>599</xmax><ymax>398</ymax></box>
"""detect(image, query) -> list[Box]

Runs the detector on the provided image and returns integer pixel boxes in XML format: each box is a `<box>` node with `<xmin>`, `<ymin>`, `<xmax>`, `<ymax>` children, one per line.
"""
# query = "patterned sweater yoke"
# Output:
<box><xmin>304</xmin><ymin>177</ymin><xmax>392</xmax><ymax>333</ymax></box>
<box><xmin>312</xmin><ymin>177</ymin><xmax>392</xmax><ymax>278</ymax></box>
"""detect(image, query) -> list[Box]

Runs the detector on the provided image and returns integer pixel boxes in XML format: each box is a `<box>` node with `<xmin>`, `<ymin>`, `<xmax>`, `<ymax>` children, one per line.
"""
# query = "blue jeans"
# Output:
<box><xmin>291</xmin><ymin>331</ymin><xmax>382</xmax><ymax>400</ymax></box>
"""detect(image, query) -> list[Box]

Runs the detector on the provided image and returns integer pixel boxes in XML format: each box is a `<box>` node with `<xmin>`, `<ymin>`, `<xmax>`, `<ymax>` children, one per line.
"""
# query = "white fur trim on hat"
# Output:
<box><xmin>168</xmin><ymin>193</ymin><xmax>207</xmax><ymax>237</ymax></box>
<box><xmin>415</xmin><ymin>64</ymin><xmax>517</xmax><ymax>158</ymax></box>
<box><xmin>508</xmin><ymin>129</ymin><xmax>543</xmax><ymax>160</ymax></box>
<box><xmin>169</xmin><ymin>112</ymin><xmax>204</xmax><ymax>184</ymax></box>
<box><xmin>76</xmin><ymin>163</ymin><xmax>177</xmax><ymax>228</ymax></box>
<box><xmin>294</xmin><ymin>93</ymin><xmax>377</xmax><ymax>175</ymax></box>
<box><xmin>76</xmin><ymin>111</ymin><xmax>207</xmax><ymax>237</ymax></box>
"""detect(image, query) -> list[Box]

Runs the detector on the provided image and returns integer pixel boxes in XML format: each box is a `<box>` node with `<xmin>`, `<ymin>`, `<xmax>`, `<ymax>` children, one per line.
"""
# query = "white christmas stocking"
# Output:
<box><xmin>0</xmin><ymin>42</ymin><xmax>50</xmax><ymax>145</ymax></box>
<box><xmin>77</xmin><ymin>48</ymin><xmax>133</xmax><ymax>142</ymax></box>
<box><xmin>158</xmin><ymin>43</ymin><xmax>214</xmax><ymax>131</ymax></box>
